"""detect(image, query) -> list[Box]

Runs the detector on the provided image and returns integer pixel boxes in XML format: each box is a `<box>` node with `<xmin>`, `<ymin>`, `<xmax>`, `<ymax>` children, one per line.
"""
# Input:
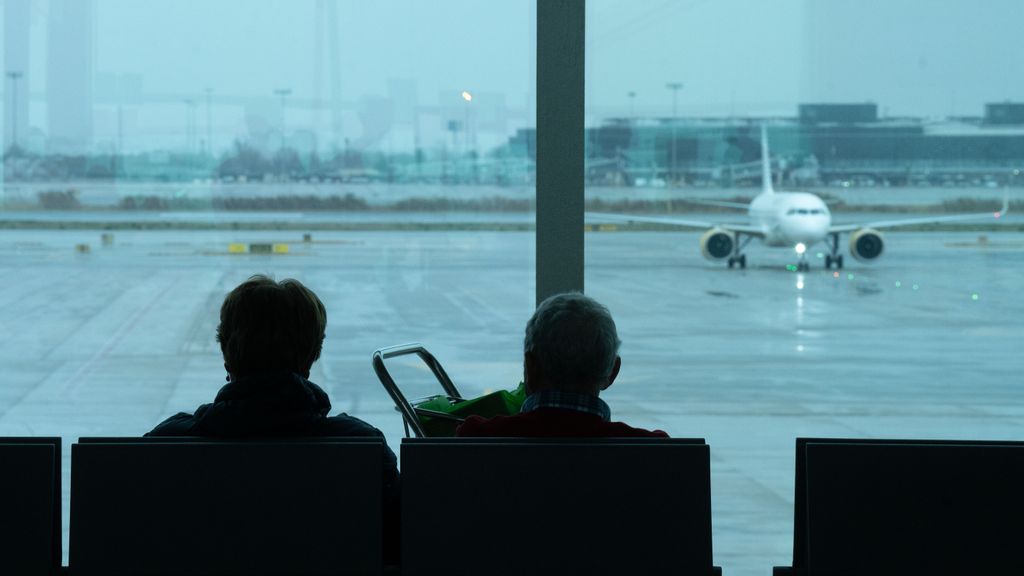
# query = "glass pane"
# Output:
<box><xmin>585</xmin><ymin>1</ymin><xmax>1023</xmax><ymax>574</ymax></box>
<box><xmin>2</xmin><ymin>0</ymin><xmax>535</xmax><ymax>559</ymax></box>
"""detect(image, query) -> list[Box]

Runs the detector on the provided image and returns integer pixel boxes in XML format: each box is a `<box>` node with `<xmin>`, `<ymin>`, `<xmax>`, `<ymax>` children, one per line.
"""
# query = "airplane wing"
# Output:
<box><xmin>682</xmin><ymin>199</ymin><xmax>752</xmax><ymax>210</ymax></box>
<box><xmin>828</xmin><ymin>193</ymin><xmax>1010</xmax><ymax>233</ymax></box>
<box><xmin>587</xmin><ymin>212</ymin><xmax>766</xmax><ymax>237</ymax></box>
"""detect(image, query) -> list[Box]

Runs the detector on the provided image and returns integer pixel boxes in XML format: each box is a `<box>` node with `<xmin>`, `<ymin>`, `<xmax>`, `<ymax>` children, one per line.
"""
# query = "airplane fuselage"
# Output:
<box><xmin>749</xmin><ymin>191</ymin><xmax>832</xmax><ymax>248</ymax></box>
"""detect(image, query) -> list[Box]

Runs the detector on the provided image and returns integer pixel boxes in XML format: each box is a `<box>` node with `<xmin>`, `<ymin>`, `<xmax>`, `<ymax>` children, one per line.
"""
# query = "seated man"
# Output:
<box><xmin>457</xmin><ymin>292</ymin><xmax>667</xmax><ymax>437</ymax></box>
<box><xmin>147</xmin><ymin>275</ymin><xmax>399</xmax><ymax>561</ymax></box>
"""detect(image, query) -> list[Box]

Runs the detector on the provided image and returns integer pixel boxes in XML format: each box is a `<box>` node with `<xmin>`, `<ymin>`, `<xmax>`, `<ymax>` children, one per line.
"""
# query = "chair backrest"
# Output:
<box><xmin>787</xmin><ymin>437</ymin><xmax>1024</xmax><ymax>574</ymax></box>
<box><xmin>70</xmin><ymin>438</ymin><xmax>384</xmax><ymax>576</ymax></box>
<box><xmin>401</xmin><ymin>437</ymin><xmax>714</xmax><ymax>576</ymax></box>
<box><xmin>0</xmin><ymin>437</ymin><xmax>61</xmax><ymax>576</ymax></box>
<box><xmin>804</xmin><ymin>442</ymin><xmax>1024</xmax><ymax>576</ymax></box>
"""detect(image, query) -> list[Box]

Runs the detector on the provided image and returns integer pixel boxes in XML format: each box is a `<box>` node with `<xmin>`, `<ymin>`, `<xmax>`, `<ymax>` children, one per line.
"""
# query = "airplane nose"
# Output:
<box><xmin>785</xmin><ymin>218</ymin><xmax>829</xmax><ymax>245</ymax></box>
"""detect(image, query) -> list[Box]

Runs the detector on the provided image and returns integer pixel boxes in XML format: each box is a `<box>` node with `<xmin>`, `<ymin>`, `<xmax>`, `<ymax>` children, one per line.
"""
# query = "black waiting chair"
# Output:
<box><xmin>0</xmin><ymin>437</ymin><xmax>61</xmax><ymax>576</ymax></box>
<box><xmin>70</xmin><ymin>437</ymin><xmax>386</xmax><ymax>576</ymax></box>
<box><xmin>776</xmin><ymin>438</ymin><xmax>1024</xmax><ymax>576</ymax></box>
<box><xmin>401</xmin><ymin>437</ymin><xmax>719</xmax><ymax>576</ymax></box>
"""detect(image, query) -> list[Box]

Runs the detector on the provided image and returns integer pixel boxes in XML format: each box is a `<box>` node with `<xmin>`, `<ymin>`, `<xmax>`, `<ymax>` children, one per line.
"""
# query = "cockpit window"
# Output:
<box><xmin>789</xmin><ymin>207</ymin><xmax>827</xmax><ymax>216</ymax></box>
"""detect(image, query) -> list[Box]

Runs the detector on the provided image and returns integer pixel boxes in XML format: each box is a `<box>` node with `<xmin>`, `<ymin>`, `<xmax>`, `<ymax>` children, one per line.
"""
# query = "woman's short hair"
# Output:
<box><xmin>524</xmin><ymin>292</ymin><xmax>621</xmax><ymax>390</ymax></box>
<box><xmin>217</xmin><ymin>275</ymin><xmax>327</xmax><ymax>377</ymax></box>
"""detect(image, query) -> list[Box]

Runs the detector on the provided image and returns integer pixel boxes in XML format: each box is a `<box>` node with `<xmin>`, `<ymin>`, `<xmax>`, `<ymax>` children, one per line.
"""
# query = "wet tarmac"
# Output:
<box><xmin>0</xmin><ymin>227</ymin><xmax>1021</xmax><ymax>575</ymax></box>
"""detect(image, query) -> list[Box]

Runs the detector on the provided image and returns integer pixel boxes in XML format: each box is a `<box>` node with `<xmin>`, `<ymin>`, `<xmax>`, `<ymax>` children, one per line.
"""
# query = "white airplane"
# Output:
<box><xmin>589</xmin><ymin>126</ymin><xmax>1010</xmax><ymax>271</ymax></box>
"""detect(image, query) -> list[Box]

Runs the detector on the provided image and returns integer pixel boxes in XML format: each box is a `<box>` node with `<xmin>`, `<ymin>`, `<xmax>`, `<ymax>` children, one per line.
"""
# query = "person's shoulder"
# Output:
<box><xmin>145</xmin><ymin>410</ymin><xmax>201</xmax><ymax>436</ymax></box>
<box><xmin>320</xmin><ymin>413</ymin><xmax>387</xmax><ymax>439</ymax></box>
<box><xmin>603</xmin><ymin>420</ymin><xmax>670</xmax><ymax>438</ymax></box>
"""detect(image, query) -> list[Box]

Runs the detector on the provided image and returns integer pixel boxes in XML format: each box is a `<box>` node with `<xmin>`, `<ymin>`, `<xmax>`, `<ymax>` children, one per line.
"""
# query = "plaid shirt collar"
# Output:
<box><xmin>520</xmin><ymin>389</ymin><xmax>611</xmax><ymax>422</ymax></box>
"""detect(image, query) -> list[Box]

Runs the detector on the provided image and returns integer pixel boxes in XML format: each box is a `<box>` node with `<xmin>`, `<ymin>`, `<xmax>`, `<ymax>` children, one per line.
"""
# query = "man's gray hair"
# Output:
<box><xmin>524</xmin><ymin>292</ymin><xmax>622</xmax><ymax>389</ymax></box>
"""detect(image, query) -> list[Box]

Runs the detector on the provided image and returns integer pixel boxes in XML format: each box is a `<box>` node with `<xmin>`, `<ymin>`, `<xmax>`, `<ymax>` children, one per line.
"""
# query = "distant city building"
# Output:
<box><xmin>4</xmin><ymin>0</ymin><xmax>32</xmax><ymax>154</ymax></box>
<box><xmin>47</xmin><ymin>0</ymin><xmax>95</xmax><ymax>154</ymax></box>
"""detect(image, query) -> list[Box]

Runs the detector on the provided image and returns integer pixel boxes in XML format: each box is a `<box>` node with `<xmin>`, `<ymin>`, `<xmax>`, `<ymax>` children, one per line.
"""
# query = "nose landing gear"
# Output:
<box><xmin>794</xmin><ymin>242</ymin><xmax>811</xmax><ymax>271</ymax></box>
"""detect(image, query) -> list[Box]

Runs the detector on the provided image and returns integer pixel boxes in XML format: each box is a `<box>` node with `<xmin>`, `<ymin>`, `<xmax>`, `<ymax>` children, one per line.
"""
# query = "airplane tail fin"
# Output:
<box><xmin>761</xmin><ymin>124</ymin><xmax>775</xmax><ymax>194</ymax></box>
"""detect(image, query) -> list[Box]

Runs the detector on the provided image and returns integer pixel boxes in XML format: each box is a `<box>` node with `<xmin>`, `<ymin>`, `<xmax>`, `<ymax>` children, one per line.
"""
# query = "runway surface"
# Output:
<box><xmin>1</xmin><ymin>227</ymin><xmax>1021</xmax><ymax>575</ymax></box>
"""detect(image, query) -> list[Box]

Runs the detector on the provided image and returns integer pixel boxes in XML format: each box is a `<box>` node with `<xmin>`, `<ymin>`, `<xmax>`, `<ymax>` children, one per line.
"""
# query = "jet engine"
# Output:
<box><xmin>849</xmin><ymin>228</ymin><xmax>884</xmax><ymax>262</ymax></box>
<box><xmin>700</xmin><ymin>228</ymin><xmax>735</xmax><ymax>261</ymax></box>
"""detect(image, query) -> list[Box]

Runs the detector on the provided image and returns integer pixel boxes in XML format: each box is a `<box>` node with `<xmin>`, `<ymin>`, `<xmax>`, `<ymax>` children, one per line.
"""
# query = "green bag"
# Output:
<box><xmin>414</xmin><ymin>382</ymin><xmax>527</xmax><ymax>437</ymax></box>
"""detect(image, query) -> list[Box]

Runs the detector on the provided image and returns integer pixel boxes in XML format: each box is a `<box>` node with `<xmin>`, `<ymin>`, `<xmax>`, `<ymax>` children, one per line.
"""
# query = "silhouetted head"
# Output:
<box><xmin>524</xmin><ymin>292</ymin><xmax>622</xmax><ymax>396</ymax></box>
<box><xmin>217</xmin><ymin>275</ymin><xmax>327</xmax><ymax>380</ymax></box>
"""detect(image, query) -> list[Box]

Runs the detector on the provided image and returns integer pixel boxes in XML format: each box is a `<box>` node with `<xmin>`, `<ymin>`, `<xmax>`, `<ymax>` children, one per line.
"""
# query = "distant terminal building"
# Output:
<box><xmin>985</xmin><ymin>103</ymin><xmax>1024</xmax><ymax>125</ymax></box>
<box><xmin>505</xmin><ymin>102</ymin><xmax>1024</xmax><ymax>187</ymax></box>
<box><xmin>799</xmin><ymin>103</ymin><xmax>879</xmax><ymax>124</ymax></box>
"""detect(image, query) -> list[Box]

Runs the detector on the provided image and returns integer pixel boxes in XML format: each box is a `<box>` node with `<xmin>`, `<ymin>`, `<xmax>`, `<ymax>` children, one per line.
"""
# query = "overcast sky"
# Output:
<box><xmin>5</xmin><ymin>0</ymin><xmax>1024</xmax><ymax>151</ymax></box>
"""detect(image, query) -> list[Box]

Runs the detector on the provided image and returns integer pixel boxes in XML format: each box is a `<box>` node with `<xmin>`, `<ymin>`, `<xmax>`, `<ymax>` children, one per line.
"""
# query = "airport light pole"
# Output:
<box><xmin>6</xmin><ymin>71</ymin><xmax>24</xmax><ymax>152</ymax></box>
<box><xmin>205</xmin><ymin>88</ymin><xmax>213</xmax><ymax>158</ymax></box>
<box><xmin>274</xmin><ymin>88</ymin><xmax>292</xmax><ymax>145</ymax></box>
<box><xmin>183</xmin><ymin>99</ymin><xmax>196</xmax><ymax>156</ymax></box>
<box><xmin>462</xmin><ymin>90</ymin><xmax>473</xmax><ymax>180</ymax></box>
<box><xmin>116</xmin><ymin>104</ymin><xmax>123</xmax><ymax>175</ymax></box>
<box><xmin>666</xmin><ymin>82</ymin><xmax>683</xmax><ymax>185</ymax></box>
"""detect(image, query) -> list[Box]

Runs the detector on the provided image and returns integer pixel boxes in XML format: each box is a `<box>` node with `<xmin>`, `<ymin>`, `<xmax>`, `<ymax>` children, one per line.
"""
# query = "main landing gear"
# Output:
<box><xmin>823</xmin><ymin>232</ymin><xmax>844</xmax><ymax>270</ymax></box>
<box><xmin>727</xmin><ymin>234</ymin><xmax>752</xmax><ymax>269</ymax></box>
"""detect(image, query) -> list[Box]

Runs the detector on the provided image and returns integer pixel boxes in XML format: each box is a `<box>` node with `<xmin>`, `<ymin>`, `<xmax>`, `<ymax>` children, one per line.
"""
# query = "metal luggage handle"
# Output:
<box><xmin>372</xmin><ymin>343</ymin><xmax>464</xmax><ymax>438</ymax></box>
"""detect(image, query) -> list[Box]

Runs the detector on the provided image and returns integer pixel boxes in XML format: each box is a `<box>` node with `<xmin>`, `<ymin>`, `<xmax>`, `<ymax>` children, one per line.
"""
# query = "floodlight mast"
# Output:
<box><xmin>6</xmin><ymin>71</ymin><xmax>24</xmax><ymax>151</ymax></box>
<box><xmin>666</xmin><ymin>82</ymin><xmax>683</xmax><ymax>185</ymax></box>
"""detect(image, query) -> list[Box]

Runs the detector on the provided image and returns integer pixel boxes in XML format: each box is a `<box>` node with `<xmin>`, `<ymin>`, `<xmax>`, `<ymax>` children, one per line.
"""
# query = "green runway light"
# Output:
<box><xmin>895</xmin><ymin>281</ymin><xmax>902</xmax><ymax>288</ymax></box>
<box><xmin>786</xmin><ymin>264</ymin><xmax>798</xmax><ymax>272</ymax></box>
<box><xmin>912</xmin><ymin>284</ymin><xmax>920</xmax><ymax>291</ymax></box>
<box><xmin>972</xmin><ymin>293</ymin><xmax>980</xmax><ymax>301</ymax></box>
<box><xmin>847</xmin><ymin>273</ymin><xmax>855</xmax><ymax>280</ymax></box>
<box><xmin>816</xmin><ymin>252</ymin><xmax>824</xmax><ymax>258</ymax></box>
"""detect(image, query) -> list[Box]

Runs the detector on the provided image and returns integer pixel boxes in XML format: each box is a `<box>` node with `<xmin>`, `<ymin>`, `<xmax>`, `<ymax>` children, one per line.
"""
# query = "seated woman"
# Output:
<box><xmin>147</xmin><ymin>274</ymin><xmax>399</xmax><ymax>561</ymax></box>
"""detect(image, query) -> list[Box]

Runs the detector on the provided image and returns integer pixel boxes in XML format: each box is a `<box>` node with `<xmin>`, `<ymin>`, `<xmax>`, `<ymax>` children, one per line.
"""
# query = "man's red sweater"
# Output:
<box><xmin>456</xmin><ymin>407</ymin><xmax>668</xmax><ymax>438</ymax></box>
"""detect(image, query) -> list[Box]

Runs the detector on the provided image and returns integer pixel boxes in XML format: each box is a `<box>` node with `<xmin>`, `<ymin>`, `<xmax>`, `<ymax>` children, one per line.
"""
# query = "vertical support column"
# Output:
<box><xmin>536</xmin><ymin>0</ymin><xmax>585</xmax><ymax>305</ymax></box>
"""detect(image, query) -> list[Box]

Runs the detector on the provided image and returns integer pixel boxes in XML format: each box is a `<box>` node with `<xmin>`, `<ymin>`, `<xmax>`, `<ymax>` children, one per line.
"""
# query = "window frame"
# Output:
<box><xmin>535</xmin><ymin>0</ymin><xmax>585</xmax><ymax>305</ymax></box>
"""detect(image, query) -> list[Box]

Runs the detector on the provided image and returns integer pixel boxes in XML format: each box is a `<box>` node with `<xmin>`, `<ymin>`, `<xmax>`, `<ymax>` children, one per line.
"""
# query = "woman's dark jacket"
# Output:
<box><xmin>147</xmin><ymin>371</ymin><xmax>399</xmax><ymax>564</ymax></box>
